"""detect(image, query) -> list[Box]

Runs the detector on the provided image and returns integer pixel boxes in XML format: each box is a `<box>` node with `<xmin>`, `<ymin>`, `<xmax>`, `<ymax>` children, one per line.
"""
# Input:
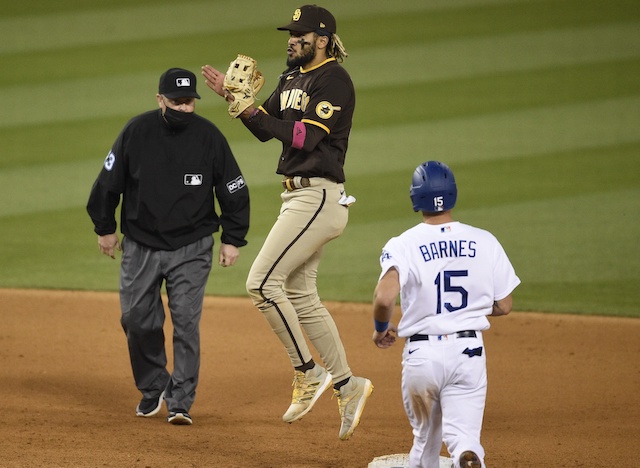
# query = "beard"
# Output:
<box><xmin>286</xmin><ymin>42</ymin><xmax>316</xmax><ymax>68</ymax></box>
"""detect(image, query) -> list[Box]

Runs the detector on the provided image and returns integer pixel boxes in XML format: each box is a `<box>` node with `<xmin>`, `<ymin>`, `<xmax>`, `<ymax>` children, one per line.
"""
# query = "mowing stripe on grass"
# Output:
<box><xmin>2</xmin><ymin>22</ymin><xmax>637</xmax><ymax>128</ymax></box>
<box><xmin>349</xmin><ymin>22</ymin><xmax>640</xmax><ymax>87</ymax></box>
<box><xmin>348</xmin><ymin>95</ymin><xmax>640</xmax><ymax>173</ymax></box>
<box><xmin>2</xmin><ymin>96</ymin><xmax>637</xmax><ymax>217</ymax></box>
<box><xmin>0</xmin><ymin>0</ymin><xmax>535</xmax><ymax>55</ymax></box>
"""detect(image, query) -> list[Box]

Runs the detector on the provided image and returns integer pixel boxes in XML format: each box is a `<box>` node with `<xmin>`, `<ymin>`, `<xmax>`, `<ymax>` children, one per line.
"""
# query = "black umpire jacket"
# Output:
<box><xmin>87</xmin><ymin>109</ymin><xmax>250</xmax><ymax>251</ymax></box>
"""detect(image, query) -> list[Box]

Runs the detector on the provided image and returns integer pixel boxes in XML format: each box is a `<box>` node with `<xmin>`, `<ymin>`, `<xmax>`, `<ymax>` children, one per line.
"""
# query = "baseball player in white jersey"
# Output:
<box><xmin>372</xmin><ymin>161</ymin><xmax>520</xmax><ymax>468</ymax></box>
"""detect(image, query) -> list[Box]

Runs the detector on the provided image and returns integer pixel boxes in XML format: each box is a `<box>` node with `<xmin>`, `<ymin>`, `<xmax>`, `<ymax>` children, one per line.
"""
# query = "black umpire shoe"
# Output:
<box><xmin>167</xmin><ymin>410</ymin><xmax>192</xmax><ymax>425</ymax></box>
<box><xmin>135</xmin><ymin>390</ymin><xmax>165</xmax><ymax>417</ymax></box>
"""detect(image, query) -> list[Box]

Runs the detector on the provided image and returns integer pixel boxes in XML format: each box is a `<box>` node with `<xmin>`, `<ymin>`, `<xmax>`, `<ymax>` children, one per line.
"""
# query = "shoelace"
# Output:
<box><xmin>332</xmin><ymin>388</ymin><xmax>355</xmax><ymax>417</ymax></box>
<box><xmin>290</xmin><ymin>371</ymin><xmax>320</xmax><ymax>403</ymax></box>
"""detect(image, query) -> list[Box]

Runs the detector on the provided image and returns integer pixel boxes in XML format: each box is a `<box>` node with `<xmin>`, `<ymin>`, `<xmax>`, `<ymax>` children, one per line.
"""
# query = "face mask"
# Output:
<box><xmin>162</xmin><ymin>107</ymin><xmax>195</xmax><ymax>130</ymax></box>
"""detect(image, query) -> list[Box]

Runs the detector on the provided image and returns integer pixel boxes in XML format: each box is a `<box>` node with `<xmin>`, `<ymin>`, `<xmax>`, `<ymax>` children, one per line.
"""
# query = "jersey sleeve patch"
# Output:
<box><xmin>104</xmin><ymin>150</ymin><xmax>116</xmax><ymax>171</ymax></box>
<box><xmin>226</xmin><ymin>175</ymin><xmax>246</xmax><ymax>193</ymax></box>
<box><xmin>315</xmin><ymin>101</ymin><xmax>341</xmax><ymax>119</ymax></box>
<box><xmin>381</xmin><ymin>249</ymin><xmax>393</xmax><ymax>263</ymax></box>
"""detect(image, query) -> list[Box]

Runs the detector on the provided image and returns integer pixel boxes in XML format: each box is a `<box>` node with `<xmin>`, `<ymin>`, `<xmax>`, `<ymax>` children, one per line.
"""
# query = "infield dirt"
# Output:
<box><xmin>1</xmin><ymin>289</ymin><xmax>638</xmax><ymax>467</ymax></box>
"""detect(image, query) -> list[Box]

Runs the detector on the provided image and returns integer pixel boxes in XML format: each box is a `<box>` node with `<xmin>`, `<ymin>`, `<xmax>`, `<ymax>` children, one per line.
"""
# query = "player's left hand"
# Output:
<box><xmin>219</xmin><ymin>243</ymin><xmax>239</xmax><ymax>267</ymax></box>
<box><xmin>373</xmin><ymin>323</ymin><xmax>397</xmax><ymax>349</ymax></box>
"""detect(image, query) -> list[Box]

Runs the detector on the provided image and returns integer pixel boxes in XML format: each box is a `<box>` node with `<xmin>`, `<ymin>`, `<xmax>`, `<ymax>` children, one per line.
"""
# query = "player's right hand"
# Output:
<box><xmin>373</xmin><ymin>323</ymin><xmax>397</xmax><ymax>349</ymax></box>
<box><xmin>201</xmin><ymin>65</ymin><xmax>227</xmax><ymax>98</ymax></box>
<box><xmin>98</xmin><ymin>233</ymin><xmax>121</xmax><ymax>259</ymax></box>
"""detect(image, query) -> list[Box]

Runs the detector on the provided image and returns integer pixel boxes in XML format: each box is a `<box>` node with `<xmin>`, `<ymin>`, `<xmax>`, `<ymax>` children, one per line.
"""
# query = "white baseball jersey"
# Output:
<box><xmin>379</xmin><ymin>221</ymin><xmax>520</xmax><ymax>337</ymax></box>
<box><xmin>379</xmin><ymin>220</ymin><xmax>520</xmax><ymax>467</ymax></box>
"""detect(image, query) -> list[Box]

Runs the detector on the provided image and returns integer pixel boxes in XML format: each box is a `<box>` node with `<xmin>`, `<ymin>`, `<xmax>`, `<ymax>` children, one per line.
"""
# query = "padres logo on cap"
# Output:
<box><xmin>293</xmin><ymin>9</ymin><xmax>301</xmax><ymax>21</ymax></box>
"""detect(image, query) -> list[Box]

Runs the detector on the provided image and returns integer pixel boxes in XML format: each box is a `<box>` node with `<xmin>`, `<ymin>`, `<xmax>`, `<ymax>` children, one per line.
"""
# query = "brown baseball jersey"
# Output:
<box><xmin>244</xmin><ymin>58</ymin><xmax>355</xmax><ymax>183</ymax></box>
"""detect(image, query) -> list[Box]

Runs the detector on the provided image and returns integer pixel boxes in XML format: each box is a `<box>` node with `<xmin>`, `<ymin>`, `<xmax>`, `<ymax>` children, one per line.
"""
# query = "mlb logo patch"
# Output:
<box><xmin>184</xmin><ymin>174</ymin><xmax>203</xmax><ymax>186</ymax></box>
<box><xmin>176</xmin><ymin>77</ymin><xmax>191</xmax><ymax>87</ymax></box>
<box><xmin>441</xmin><ymin>226</ymin><xmax>451</xmax><ymax>233</ymax></box>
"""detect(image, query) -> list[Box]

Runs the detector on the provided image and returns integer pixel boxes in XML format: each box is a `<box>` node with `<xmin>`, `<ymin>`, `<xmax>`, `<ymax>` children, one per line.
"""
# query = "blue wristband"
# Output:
<box><xmin>374</xmin><ymin>319</ymin><xmax>389</xmax><ymax>332</ymax></box>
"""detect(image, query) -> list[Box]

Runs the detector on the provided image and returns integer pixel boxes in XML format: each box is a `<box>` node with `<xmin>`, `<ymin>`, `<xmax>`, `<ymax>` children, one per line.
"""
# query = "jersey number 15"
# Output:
<box><xmin>434</xmin><ymin>270</ymin><xmax>468</xmax><ymax>313</ymax></box>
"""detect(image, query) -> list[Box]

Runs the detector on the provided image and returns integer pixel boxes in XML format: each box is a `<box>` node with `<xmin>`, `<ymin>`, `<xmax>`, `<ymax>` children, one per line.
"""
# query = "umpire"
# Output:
<box><xmin>87</xmin><ymin>67</ymin><xmax>250</xmax><ymax>425</ymax></box>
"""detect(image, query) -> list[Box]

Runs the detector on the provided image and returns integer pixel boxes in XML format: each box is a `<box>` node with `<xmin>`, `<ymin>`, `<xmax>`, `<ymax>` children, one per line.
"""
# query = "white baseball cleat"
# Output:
<box><xmin>282</xmin><ymin>364</ymin><xmax>332</xmax><ymax>423</ymax></box>
<box><xmin>334</xmin><ymin>376</ymin><xmax>373</xmax><ymax>440</ymax></box>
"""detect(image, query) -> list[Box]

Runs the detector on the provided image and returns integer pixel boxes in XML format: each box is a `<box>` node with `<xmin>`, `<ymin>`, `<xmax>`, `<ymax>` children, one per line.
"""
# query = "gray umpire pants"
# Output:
<box><xmin>119</xmin><ymin>235</ymin><xmax>213</xmax><ymax>413</ymax></box>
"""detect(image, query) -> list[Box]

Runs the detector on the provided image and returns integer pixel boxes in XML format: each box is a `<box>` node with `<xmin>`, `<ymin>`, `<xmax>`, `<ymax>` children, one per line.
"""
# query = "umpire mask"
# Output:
<box><xmin>162</xmin><ymin>107</ymin><xmax>195</xmax><ymax>130</ymax></box>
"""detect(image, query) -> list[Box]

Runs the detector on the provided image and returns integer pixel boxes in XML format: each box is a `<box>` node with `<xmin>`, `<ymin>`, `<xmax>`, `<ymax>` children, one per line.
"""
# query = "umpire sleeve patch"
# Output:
<box><xmin>104</xmin><ymin>150</ymin><xmax>116</xmax><ymax>171</ymax></box>
<box><xmin>227</xmin><ymin>175</ymin><xmax>246</xmax><ymax>193</ymax></box>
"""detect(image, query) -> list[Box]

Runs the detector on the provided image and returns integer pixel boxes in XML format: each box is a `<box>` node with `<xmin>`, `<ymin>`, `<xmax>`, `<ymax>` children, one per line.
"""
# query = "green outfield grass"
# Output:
<box><xmin>1</xmin><ymin>0</ymin><xmax>638</xmax><ymax>317</ymax></box>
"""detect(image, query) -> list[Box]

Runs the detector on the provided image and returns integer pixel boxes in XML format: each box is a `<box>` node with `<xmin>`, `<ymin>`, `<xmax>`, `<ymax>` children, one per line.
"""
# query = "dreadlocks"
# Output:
<box><xmin>327</xmin><ymin>33</ymin><xmax>348</xmax><ymax>62</ymax></box>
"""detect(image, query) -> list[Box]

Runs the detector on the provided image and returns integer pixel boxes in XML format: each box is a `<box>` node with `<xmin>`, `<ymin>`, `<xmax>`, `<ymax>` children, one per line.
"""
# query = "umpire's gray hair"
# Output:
<box><xmin>328</xmin><ymin>33</ymin><xmax>348</xmax><ymax>62</ymax></box>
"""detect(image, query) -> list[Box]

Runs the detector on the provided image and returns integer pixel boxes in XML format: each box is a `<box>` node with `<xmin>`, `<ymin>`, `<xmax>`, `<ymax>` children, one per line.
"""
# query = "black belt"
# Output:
<box><xmin>282</xmin><ymin>177</ymin><xmax>311</xmax><ymax>191</ymax></box>
<box><xmin>409</xmin><ymin>330</ymin><xmax>477</xmax><ymax>342</ymax></box>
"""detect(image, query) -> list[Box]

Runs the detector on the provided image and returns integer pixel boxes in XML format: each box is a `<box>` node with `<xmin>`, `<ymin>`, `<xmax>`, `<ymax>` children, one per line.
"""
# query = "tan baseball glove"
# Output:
<box><xmin>223</xmin><ymin>54</ymin><xmax>265</xmax><ymax>118</ymax></box>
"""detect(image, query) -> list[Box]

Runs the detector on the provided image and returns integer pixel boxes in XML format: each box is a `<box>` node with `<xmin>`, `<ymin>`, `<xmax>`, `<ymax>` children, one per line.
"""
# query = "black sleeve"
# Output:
<box><xmin>242</xmin><ymin>111</ymin><xmax>327</xmax><ymax>151</ymax></box>
<box><xmin>87</xmin><ymin>179</ymin><xmax>121</xmax><ymax>235</ymax></box>
<box><xmin>241</xmin><ymin>108</ymin><xmax>274</xmax><ymax>142</ymax></box>
<box><xmin>212</xmin><ymin>135</ymin><xmax>250</xmax><ymax>247</ymax></box>
<box><xmin>86</xmin><ymin>134</ymin><xmax>127</xmax><ymax>236</ymax></box>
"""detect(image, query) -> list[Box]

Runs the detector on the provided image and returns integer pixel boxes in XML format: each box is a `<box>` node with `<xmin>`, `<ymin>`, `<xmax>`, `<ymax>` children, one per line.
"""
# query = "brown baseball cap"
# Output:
<box><xmin>277</xmin><ymin>4</ymin><xmax>336</xmax><ymax>35</ymax></box>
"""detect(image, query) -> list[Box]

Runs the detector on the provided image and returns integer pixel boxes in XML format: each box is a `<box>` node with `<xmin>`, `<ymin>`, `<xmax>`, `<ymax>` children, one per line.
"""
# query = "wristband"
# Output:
<box><xmin>248</xmin><ymin>108</ymin><xmax>260</xmax><ymax>121</ymax></box>
<box><xmin>374</xmin><ymin>319</ymin><xmax>389</xmax><ymax>332</ymax></box>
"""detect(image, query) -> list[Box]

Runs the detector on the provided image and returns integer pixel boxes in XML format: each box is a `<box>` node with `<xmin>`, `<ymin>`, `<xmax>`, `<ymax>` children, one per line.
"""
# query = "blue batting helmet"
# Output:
<box><xmin>410</xmin><ymin>161</ymin><xmax>457</xmax><ymax>212</ymax></box>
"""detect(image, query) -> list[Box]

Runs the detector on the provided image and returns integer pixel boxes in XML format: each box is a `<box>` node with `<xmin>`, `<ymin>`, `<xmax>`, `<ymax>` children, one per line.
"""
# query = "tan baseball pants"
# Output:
<box><xmin>246</xmin><ymin>177</ymin><xmax>352</xmax><ymax>383</ymax></box>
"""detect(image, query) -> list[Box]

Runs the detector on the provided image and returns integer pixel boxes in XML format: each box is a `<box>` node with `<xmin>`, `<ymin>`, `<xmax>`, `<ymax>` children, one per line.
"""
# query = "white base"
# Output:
<box><xmin>368</xmin><ymin>453</ymin><xmax>453</xmax><ymax>468</ymax></box>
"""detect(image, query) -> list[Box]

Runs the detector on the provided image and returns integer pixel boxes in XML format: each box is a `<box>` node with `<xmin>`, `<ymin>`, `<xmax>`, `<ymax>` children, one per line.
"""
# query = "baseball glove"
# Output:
<box><xmin>223</xmin><ymin>54</ymin><xmax>265</xmax><ymax>118</ymax></box>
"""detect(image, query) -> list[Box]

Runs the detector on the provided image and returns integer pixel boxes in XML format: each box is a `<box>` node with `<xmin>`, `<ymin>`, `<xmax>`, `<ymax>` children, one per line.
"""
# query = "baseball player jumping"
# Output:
<box><xmin>201</xmin><ymin>5</ymin><xmax>372</xmax><ymax>440</ymax></box>
<box><xmin>372</xmin><ymin>161</ymin><xmax>520</xmax><ymax>467</ymax></box>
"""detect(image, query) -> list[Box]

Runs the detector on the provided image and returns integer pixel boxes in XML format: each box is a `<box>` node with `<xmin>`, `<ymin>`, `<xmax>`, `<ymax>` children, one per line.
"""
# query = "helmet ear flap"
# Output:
<box><xmin>409</xmin><ymin>161</ymin><xmax>457</xmax><ymax>213</ymax></box>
